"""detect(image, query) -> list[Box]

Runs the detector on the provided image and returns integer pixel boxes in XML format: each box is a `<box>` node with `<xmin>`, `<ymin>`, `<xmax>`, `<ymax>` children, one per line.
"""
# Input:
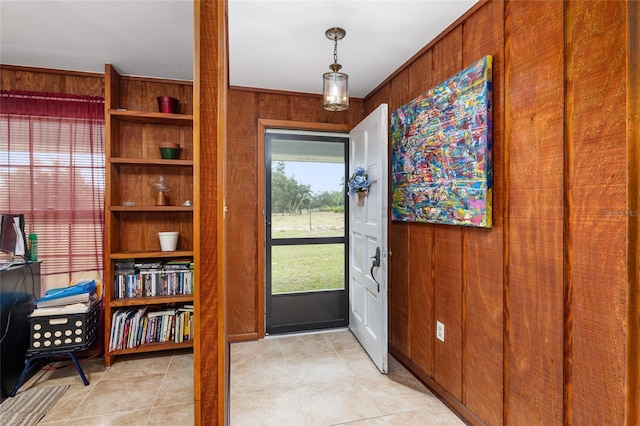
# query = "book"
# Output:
<box><xmin>36</xmin><ymin>290</ymin><xmax>98</xmax><ymax>308</ymax></box>
<box><xmin>36</xmin><ymin>279</ymin><xmax>97</xmax><ymax>307</ymax></box>
<box><xmin>30</xmin><ymin>300</ymin><xmax>97</xmax><ymax>317</ymax></box>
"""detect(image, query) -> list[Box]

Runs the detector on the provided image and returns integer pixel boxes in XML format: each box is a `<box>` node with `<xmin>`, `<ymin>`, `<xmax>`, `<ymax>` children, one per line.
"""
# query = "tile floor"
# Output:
<box><xmin>21</xmin><ymin>350</ymin><xmax>194</xmax><ymax>425</ymax></box>
<box><xmin>230</xmin><ymin>329</ymin><xmax>464</xmax><ymax>425</ymax></box>
<box><xmin>20</xmin><ymin>329</ymin><xmax>463</xmax><ymax>425</ymax></box>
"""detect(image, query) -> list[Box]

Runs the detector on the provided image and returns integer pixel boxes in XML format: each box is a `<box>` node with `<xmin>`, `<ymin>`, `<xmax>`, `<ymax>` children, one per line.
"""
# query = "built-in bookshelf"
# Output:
<box><xmin>103</xmin><ymin>64</ymin><xmax>195</xmax><ymax>366</ymax></box>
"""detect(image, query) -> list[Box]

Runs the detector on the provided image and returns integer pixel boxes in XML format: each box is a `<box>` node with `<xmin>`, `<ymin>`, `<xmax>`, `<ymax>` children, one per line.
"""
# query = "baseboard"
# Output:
<box><xmin>228</xmin><ymin>332</ymin><xmax>259</xmax><ymax>342</ymax></box>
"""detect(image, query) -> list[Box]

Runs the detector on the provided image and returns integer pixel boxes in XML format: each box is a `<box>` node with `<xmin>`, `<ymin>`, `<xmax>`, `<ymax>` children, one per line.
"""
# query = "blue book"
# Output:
<box><xmin>36</xmin><ymin>279</ymin><xmax>97</xmax><ymax>307</ymax></box>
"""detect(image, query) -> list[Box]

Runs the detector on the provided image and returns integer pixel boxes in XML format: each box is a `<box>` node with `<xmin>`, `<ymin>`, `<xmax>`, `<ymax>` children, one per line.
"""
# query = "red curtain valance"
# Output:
<box><xmin>0</xmin><ymin>90</ymin><xmax>104</xmax><ymax>119</ymax></box>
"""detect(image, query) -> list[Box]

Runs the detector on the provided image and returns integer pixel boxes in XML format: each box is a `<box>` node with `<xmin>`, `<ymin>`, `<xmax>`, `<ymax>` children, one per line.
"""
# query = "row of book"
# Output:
<box><xmin>108</xmin><ymin>305</ymin><xmax>194</xmax><ymax>351</ymax></box>
<box><xmin>113</xmin><ymin>259</ymin><xmax>193</xmax><ymax>299</ymax></box>
<box><xmin>114</xmin><ymin>270</ymin><xmax>192</xmax><ymax>299</ymax></box>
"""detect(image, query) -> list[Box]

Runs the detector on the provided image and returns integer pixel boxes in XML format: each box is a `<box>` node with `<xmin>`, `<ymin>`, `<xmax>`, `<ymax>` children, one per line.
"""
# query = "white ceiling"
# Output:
<box><xmin>1</xmin><ymin>0</ymin><xmax>478</xmax><ymax>99</ymax></box>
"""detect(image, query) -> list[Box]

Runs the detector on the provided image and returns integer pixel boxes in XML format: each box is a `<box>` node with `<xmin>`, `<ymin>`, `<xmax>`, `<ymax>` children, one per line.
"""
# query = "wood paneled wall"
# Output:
<box><xmin>1</xmin><ymin>65</ymin><xmax>104</xmax><ymax>96</ymax></box>
<box><xmin>505</xmin><ymin>1</ymin><xmax>564</xmax><ymax>423</ymax></box>
<box><xmin>363</xmin><ymin>0</ymin><xmax>637</xmax><ymax>425</ymax></box>
<box><xmin>564</xmin><ymin>2</ymin><xmax>629</xmax><ymax>424</ymax></box>
<box><xmin>4</xmin><ymin>0</ymin><xmax>638</xmax><ymax>423</ymax></box>
<box><xmin>225</xmin><ymin>88</ymin><xmax>363</xmax><ymax>340</ymax></box>
<box><xmin>365</xmin><ymin>1</ymin><xmax>504</xmax><ymax>424</ymax></box>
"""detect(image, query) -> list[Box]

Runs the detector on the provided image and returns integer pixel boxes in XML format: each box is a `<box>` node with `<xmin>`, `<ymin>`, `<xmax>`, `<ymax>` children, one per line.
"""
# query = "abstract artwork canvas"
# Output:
<box><xmin>391</xmin><ymin>55</ymin><xmax>493</xmax><ymax>227</ymax></box>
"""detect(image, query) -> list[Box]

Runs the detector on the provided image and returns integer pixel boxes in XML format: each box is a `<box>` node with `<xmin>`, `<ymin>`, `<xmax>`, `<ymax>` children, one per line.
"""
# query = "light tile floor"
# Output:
<box><xmin>22</xmin><ymin>329</ymin><xmax>463</xmax><ymax>425</ymax></box>
<box><xmin>21</xmin><ymin>350</ymin><xmax>193</xmax><ymax>425</ymax></box>
<box><xmin>230</xmin><ymin>329</ymin><xmax>464</xmax><ymax>426</ymax></box>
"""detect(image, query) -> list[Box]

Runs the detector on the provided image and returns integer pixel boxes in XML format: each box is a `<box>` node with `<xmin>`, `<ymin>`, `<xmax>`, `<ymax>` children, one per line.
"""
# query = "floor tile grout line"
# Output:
<box><xmin>61</xmin><ymin>360</ymin><xmax>107</xmax><ymax>424</ymax></box>
<box><xmin>329</xmin><ymin>414</ymin><xmax>389</xmax><ymax>426</ymax></box>
<box><xmin>144</xmin><ymin>353</ymin><xmax>174</xmax><ymax>425</ymax></box>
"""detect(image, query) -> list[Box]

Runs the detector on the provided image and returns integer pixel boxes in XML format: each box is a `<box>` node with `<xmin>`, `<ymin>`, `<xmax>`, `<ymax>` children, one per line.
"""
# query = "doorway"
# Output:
<box><xmin>265</xmin><ymin>129</ymin><xmax>348</xmax><ymax>334</ymax></box>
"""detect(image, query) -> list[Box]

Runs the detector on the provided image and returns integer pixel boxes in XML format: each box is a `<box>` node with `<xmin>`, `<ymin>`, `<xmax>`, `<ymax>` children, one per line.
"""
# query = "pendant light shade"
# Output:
<box><xmin>323</xmin><ymin>28</ymin><xmax>349</xmax><ymax>112</ymax></box>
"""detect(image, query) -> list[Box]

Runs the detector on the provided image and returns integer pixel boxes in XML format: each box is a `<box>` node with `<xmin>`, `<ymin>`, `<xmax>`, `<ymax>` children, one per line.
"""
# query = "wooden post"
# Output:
<box><xmin>193</xmin><ymin>0</ymin><xmax>228</xmax><ymax>424</ymax></box>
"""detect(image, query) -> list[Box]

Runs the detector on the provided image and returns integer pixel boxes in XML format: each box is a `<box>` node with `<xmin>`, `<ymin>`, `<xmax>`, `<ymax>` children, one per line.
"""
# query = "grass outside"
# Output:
<box><xmin>271</xmin><ymin>244</ymin><xmax>344</xmax><ymax>293</ymax></box>
<box><xmin>271</xmin><ymin>210</ymin><xmax>344</xmax><ymax>238</ymax></box>
<box><xmin>270</xmin><ymin>211</ymin><xmax>345</xmax><ymax>293</ymax></box>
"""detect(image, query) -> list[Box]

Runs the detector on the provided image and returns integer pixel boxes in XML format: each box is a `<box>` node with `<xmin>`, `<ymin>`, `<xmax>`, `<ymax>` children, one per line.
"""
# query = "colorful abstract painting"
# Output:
<box><xmin>391</xmin><ymin>56</ymin><xmax>493</xmax><ymax>228</ymax></box>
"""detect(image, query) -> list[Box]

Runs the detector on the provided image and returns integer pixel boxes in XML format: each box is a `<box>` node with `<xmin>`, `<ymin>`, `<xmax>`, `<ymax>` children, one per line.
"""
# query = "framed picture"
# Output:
<box><xmin>391</xmin><ymin>55</ymin><xmax>493</xmax><ymax>228</ymax></box>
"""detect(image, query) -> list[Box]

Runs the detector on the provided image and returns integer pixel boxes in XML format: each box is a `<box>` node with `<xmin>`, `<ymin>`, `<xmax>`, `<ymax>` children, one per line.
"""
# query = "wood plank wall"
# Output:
<box><xmin>364</xmin><ymin>1</ymin><xmax>504</xmax><ymax>423</ymax></box>
<box><xmin>628</xmin><ymin>2</ymin><xmax>640</xmax><ymax>421</ymax></box>
<box><xmin>3</xmin><ymin>0</ymin><xmax>638</xmax><ymax>423</ymax></box>
<box><xmin>1</xmin><ymin>65</ymin><xmax>104</xmax><ymax>96</ymax></box>
<box><xmin>505</xmin><ymin>1</ymin><xmax>564</xmax><ymax>424</ymax></box>
<box><xmin>225</xmin><ymin>88</ymin><xmax>363</xmax><ymax>340</ymax></box>
<box><xmin>565</xmin><ymin>1</ymin><xmax>628</xmax><ymax>424</ymax></box>
<box><xmin>362</xmin><ymin>0</ymin><xmax>636</xmax><ymax>425</ymax></box>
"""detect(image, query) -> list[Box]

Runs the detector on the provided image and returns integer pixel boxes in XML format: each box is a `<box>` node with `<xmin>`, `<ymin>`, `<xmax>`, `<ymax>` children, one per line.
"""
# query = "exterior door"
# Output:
<box><xmin>265</xmin><ymin>130</ymin><xmax>349</xmax><ymax>334</ymax></box>
<box><xmin>348</xmin><ymin>104</ymin><xmax>389</xmax><ymax>373</ymax></box>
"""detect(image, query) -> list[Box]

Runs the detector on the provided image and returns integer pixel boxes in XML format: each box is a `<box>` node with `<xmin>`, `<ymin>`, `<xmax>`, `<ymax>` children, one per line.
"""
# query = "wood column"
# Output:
<box><xmin>193</xmin><ymin>0</ymin><xmax>227</xmax><ymax>424</ymax></box>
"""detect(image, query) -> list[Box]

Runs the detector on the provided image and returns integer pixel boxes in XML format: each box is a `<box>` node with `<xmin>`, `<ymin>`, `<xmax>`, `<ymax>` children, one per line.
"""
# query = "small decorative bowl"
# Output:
<box><xmin>157</xmin><ymin>96</ymin><xmax>179</xmax><ymax>113</ymax></box>
<box><xmin>160</xmin><ymin>147</ymin><xmax>180</xmax><ymax>160</ymax></box>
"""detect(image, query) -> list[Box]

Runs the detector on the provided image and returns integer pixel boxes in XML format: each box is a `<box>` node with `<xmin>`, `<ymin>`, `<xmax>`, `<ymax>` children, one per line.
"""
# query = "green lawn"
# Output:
<box><xmin>270</xmin><ymin>211</ymin><xmax>345</xmax><ymax>293</ymax></box>
<box><xmin>271</xmin><ymin>210</ymin><xmax>344</xmax><ymax>238</ymax></box>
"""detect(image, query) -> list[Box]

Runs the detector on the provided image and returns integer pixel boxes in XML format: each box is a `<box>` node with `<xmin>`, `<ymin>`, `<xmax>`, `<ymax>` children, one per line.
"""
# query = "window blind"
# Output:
<box><xmin>0</xmin><ymin>90</ymin><xmax>105</xmax><ymax>280</ymax></box>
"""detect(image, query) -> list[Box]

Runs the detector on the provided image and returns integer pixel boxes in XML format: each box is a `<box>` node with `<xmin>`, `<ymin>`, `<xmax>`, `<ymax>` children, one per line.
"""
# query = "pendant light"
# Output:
<box><xmin>323</xmin><ymin>27</ymin><xmax>349</xmax><ymax>112</ymax></box>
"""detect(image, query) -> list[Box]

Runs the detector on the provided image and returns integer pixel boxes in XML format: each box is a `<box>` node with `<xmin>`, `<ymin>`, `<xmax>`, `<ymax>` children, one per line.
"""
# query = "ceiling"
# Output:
<box><xmin>1</xmin><ymin>0</ymin><xmax>478</xmax><ymax>99</ymax></box>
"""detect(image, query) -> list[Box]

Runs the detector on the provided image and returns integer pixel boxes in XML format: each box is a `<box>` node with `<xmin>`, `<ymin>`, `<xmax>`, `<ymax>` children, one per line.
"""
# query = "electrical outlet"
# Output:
<box><xmin>436</xmin><ymin>321</ymin><xmax>445</xmax><ymax>342</ymax></box>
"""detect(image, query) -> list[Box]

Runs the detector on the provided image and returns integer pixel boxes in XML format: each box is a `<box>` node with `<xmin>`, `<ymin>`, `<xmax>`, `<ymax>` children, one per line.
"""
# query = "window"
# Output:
<box><xmin>0</xmin><ymin>91</ymin><xmax>105</xmax><ymax>285</ymax></box>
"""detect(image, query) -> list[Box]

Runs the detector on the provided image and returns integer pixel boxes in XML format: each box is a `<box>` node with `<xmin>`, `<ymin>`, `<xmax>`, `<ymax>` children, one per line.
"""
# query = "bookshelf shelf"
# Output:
<box><xmin>110</xmin><ymin>157</ymin><xmax>194</xmax><ymax>167</ymax></box>
<box><xmin>108</xmin><ymin>109</ymin><xmax>193</xmax><ymax>125</ymax></box>
<box><xmin>109</xmin><ymin>250</ymin><xmax>194</xmax><ymax>260</ymax></box>
<box><xmin>109</xmin><ymin>295</ymin><xmax>193</xmax><ymax>308</ymax></box>
<box><xmin>104</xmin><ymin>64</ymin><xmax>195</xmax><ymax>366</ymax></box>
<box><xmin>107</xmin><ymin>340</ymin><xmax>193</xmax><ymax>357</ymax></box>
<box><xmin>109</xmin><ymin>206</ymin><xmax>194</xmax><ymax>212</ymax></box>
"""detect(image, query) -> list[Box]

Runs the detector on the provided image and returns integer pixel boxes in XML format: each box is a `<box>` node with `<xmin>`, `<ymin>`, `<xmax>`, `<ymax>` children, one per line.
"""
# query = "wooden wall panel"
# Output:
<box><xmin>628</xmin><ymin>2</ymin><xmax>640</xmax><ymax>422</ymax></box>
<box><xmin>505</xmin><ymin>0</ymin><xmax>565</xmax><ymax>424</ymax></box>
<box><xmin>407</xmin><ymin>50</ymin><xmax>433</xmax><ymax>100</ymax></box>
<box><xmin>259</xmin><ymin>92</ymin><xmax>291</xmax><ymax>119</ymax></box>
<box><xmin>0</xmin><ymin>66</ymin><xmax>103</xmax><ymax>96</ymax></box>
<box><xmin>433</xmin><ymin>225</ymin><xmax>463</xmax><ymax>400</ymax></box>
<box><xmin>286</xmin><ymin>92</ymin><xmax>364</xmax><ymax>125</ymax></box>
<box><xmin>461</xmin><ymin>1</ymin><xmax>504</xmax><ymax>424</ymax></box>
<box><xmin>117</xmin><ymin>78</ymin><xmax>192</xmax><ymax>114</ymax></box>
<box><xmin>389</xmin><ymin>222</ymin><xmax>410</xmax><ymax>354</ymax></box>
<box><xmin>404</xmin><ymin>48</ymin><xmax>437</xmax><ymax>379</ymax></box>
<box><xmin>431</xmin><ymin>26</ymin><xmax>464</xmax><ymax>401</ymax></box>
<box><xmin>388</xmin><ymin>68</ymin><xmax>409</xmax><ymax>112</ymax></box>
<box><xmin>289</xmin><ymin>95</ymin><xmax>328</xmax><ymax>123</ymax></box>
<box><xmin>364</xmin><ymin>84</ymin><xmax>390</xmax><ymax>117</ymax></box>
<box><xmin>566</xmin><ymin>1</ymin><xmax>628</xmax><ymax>424</ymax></box>
<box><xmin>408</xmin><ymin>225</ymin><xmax>435</xmax><ymax>376</ymax></box>
<box><xmin>227</xmin><ymin>90</ymin><xmax>259</xmax><ymax>337</ymax></box>
<box><xmin>64</xmin><ymin>74</ymin><xmax>103</xmax><ymax>97</ymax></box>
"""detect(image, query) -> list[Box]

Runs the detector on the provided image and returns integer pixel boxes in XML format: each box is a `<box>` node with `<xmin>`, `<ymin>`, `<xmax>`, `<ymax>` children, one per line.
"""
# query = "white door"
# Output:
<box><xmin>348</xmin><ymin>104</ymin><xmax>388</xmax><ymax>373</ymax></box>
